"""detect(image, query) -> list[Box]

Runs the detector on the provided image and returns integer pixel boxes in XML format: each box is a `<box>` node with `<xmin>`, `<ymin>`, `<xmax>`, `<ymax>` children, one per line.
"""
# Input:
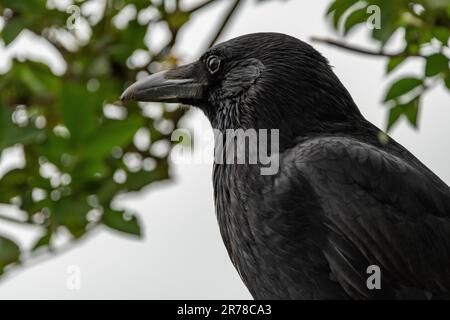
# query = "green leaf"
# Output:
<box><xmin>75</xmin><ymin>159</ymin><xmax>110</xmax><ymax>180</ymax></box>
<box><xmin>386</xmin><ymin>98</ymin><xmax>420</xmax><ymax>131</ymax></box>
<box><xmin>386</xmin><ymin>55</ymin><xmax>407</xmax><ymax>74</ymax></box>
<box><xmin>0</xmin><ymin>104</ymin><xmax>39</xmax><ymax>152</ymax></box>
<box><xmin>432</xmin><ymin>27</ymin><xmax>450</xmax><ymax>44</ymax></box>
<box><xmin>58</xmin><ymin>83</ymin><xmax>97</xmax><ymax>143</ymax></box>
<box><xmin>0</xmin><ymin>168</ymin><xmax>29</xmax><ymax>203</ymax></box>
<box><xmin>96</xmin><ymin>179</ymin><xmax>119</xmax><ymax>205</ymax></box>
<box><xmin>343</xmin><ymin>8</ymin><xmax>368</xmax><ymax>35</ymax></box>
<box><xmin>445</xmin><ymin>74</ymin><xmax>450</xmax><ymax>90</ymax></box>
<box><xmin>167</xmin><ymin>10</ymin><xmax>191</xmax><ymax>32</ymax></box>
<box><xmin>328</xmin><ymin>0</ymin><xmax>359</xmax><ymax>29</ymax></box>
<box><xmin>0</xmin><ymin>236</ymin><xmax>20</xmax><ymax>274</ymax></box>
<box><xmin>83</xmin><ymin>117</ymin><xmax>144</xmax><ymax>159</ymax></box>
<box><xmin>32</xmin><ymin>231</ymin><xmax>52</xmax><ymax>251</ymax></box>
<box><xmin>102</xmin><ymin>209</ymin><xmax>141</xmax><ymax>237</ymax></box>
<box><xmin>17</xmin><ymin>65</ymin><xmax>47</xmax><ymax>95</ymax></box>
<box><xmin>35</xmin><ymin>134</ymin><xmax>72</xmax><ymax>168</ymax></box>
<box><xmin>403</xmin><ymin>98</ymin><xmax>420</xmax><ymax>127</ymax></box>
<box><xmin>55</xmin><ymin>198</ymin><xmax>90</xmax><ymax>238</ymax></box>
<box><xmin>387</xmin><ymin>105</ymin><xmax>403</xmax><ymax>131</ymax></box>
<box><xmin>125</xmin><ymin>162</ymin><xmax>169</xmax><ymax>192</ymax></box>
<box><xmin>1</xmin><ymin>19</ymin><xmax>25</xmax><ymax>44</ymax></box>
<box><xmin>425</xmin><ymin>53</ymin><xmax>449</xmax><ymax>77</ymax></box>
<box><xmin>384</xmin><ymin>77</ymin><xmax>423</xmax><ymax>102</ymax></box>
<box><xmin>371</xmin><ymin>1</ymin><xmax>399</xmax><ymax>44</ymax></box>
<box><xmin>326</xmin><ymin>0</ymin><xmax>340</xmax><ymax>15</ymax></box>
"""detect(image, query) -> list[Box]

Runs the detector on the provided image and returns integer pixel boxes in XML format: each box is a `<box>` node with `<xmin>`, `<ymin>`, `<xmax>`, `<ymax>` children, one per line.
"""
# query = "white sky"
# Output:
<box><xmin>0</xmin><ymin>0</ymin><xmax>449</xmax><ymax>299</ymax></box>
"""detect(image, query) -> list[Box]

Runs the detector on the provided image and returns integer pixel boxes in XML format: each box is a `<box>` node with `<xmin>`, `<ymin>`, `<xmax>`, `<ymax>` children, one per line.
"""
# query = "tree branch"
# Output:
<box><xmin>206</xmin><ymin>0</ymin><xmax>242</xmax><ymax>49</ymax></box>
<box><xmin>188</xmin><ymin>0</ymin><xmax>217</xmax><ymax>13</ymax></box>
<box><xmin>310</xmin><ymin>37</ymin><xmax>422</xmax><ymax>58</ymax></box>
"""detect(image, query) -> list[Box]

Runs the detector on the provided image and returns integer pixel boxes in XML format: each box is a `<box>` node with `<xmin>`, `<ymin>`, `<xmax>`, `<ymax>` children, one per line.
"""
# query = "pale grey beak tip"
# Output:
<box><xmin>120</xmin><ymin>86</ymin><xmax>136</xmax><ymax>102</ymax></box>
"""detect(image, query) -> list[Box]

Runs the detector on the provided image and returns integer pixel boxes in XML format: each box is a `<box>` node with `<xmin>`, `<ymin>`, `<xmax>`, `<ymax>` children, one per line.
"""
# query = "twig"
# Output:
<box><xmin>310</xmin><ymin>36</ymin><xmax>423</xmax><ymax>58</ymax></box>
<box><xmin>188</xmin><ymin>0</ymin><xmax>217</xmax><ymax>13</ymax></box>
<box><xmin>206</xmin><ymin>0</ymin><xmax>242</xmax><ymax>49</ymax></box>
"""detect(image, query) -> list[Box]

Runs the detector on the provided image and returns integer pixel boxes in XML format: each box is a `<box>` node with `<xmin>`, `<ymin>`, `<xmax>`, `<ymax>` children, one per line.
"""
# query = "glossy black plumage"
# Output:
<box><xmin>206</xmin><ymin>33</ymin><xmax>450</xmax><ymax>299</ymax></box>
<box><xmin>122</xmin><ymin>32</ymin><xmax>450</xmax><ymax>299</ymax></box>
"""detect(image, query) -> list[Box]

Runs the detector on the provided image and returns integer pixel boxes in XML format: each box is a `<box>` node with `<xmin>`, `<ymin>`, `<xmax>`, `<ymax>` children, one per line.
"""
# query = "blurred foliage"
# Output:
<box><xmin>325</xmin><ymin>0</ymin><xmax>450</xmax><ymax>130</ymax></box>
<box><xmin>0</xmin><ymin>0</ymin><xmax>282</xmax><ymax>277</ymax></box>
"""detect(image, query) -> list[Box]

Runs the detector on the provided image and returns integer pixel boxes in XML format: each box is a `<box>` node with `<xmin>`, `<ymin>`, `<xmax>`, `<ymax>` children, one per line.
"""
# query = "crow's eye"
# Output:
<box><xmin>206</xmin><ymin>55</ymin><xmax>221</xmax><ymax>74</ymax></box>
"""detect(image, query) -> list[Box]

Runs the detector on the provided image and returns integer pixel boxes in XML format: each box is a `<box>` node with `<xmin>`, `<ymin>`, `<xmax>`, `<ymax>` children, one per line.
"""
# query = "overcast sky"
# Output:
<box><xmin>0</xmin><ymin>0</ymin><xmax>449</xmax><ymax>299</ymax></box>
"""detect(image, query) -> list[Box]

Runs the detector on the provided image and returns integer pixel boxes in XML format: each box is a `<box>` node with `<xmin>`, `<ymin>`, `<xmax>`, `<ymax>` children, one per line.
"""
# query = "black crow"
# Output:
<box><xmin>121</xmin><ymin>33</ymin><xmax>450</xmax><ymax>299</ymax></box>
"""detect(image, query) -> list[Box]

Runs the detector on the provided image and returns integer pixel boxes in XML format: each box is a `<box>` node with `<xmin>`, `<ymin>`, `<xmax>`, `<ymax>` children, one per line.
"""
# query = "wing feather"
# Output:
<box><xmin>290</xmin><ymin>136</ymin><xmax>450</xmax><ymax>298</ymax></box>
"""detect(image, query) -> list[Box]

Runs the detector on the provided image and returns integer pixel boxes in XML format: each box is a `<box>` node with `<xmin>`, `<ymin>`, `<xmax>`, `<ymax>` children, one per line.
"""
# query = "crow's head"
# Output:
<box><xmin>121</xmin><ymin>33</ymin><xmax>362</xmax><ymax>136</ymax></box>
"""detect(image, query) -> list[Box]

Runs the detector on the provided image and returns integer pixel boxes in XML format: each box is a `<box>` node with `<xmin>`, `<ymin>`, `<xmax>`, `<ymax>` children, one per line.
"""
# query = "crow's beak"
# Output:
<box><xmin>120</xmin><ymin>62</ymin><xmax>204</xmax><ymax>103</ymax></box>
